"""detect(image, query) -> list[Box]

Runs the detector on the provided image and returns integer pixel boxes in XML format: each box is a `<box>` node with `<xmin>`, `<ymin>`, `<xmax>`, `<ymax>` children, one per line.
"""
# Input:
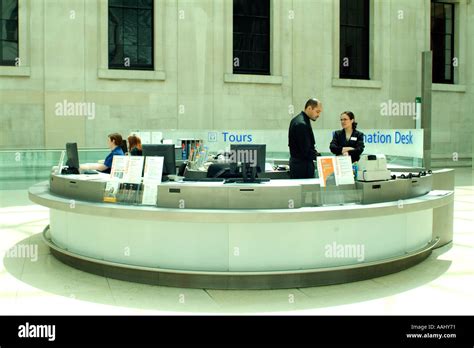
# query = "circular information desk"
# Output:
<box><xmin>28</xmin><ymin>173</ymin><xmax>454</xmax><ymax>289</ymax></box>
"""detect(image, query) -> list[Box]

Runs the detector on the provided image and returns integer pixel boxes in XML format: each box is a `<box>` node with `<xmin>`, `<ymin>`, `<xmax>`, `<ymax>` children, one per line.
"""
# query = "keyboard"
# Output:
<box><xmin>224</xmin><ymin>178</ymin><xmax>270</xmax><ymax>184</ymax></box>
<box><xmin>83</xmin><ymin>170</ymin><xmax>99</xmax><ymax>175</ymax></box>
<box><xmin>182</xmin><ymin>178</ymin><xmax>225</xmax><ymax>182</ymax></box>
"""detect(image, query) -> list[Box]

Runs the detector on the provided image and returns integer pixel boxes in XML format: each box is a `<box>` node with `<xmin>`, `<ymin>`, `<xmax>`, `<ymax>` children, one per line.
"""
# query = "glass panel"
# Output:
<box><xmin>0</xmin><ymin>1</ymin><xmax>18</xmax><ymax>66</ymax></box>
<box><xmin>109</xmin><ymin>1</ymin><xmax>153</xmax><ymax>69</ymax></box>
<box><xmin>444</xmin><ymin>49</ymin><xmax>451</xmax><ymax>65</ymax></box>
<box><xmin>138</xmin><ymin>0</ymin><xmax>153</xmax><ymax>9</ymax></box>
<box><xmin>109</xmin><ymin>7</ymin><xmax>123</xmax><ymax>45</ymax></box>
<box><xmin>340</xmin><ymin>0</ymin><xmax>348</xmax><ymax>25</ymax></box>
<box><xmin>138</xmin><ymin>9</ymin><xmax>152</xmax><ymax>27</ymax></box>
<box><xmin>444</xmin><ymin>64</ymin><xmax>451</xmax><ymax>80</ymax></box>
<box><xmin>109</xmin><ymin>44</ymin><xmax>124</xmax><ymax>65</ymax></box>
<box><xmin>124</xmin><ymin>44</ymin><xmax>138</xmax><ymax>64</ymax></box>
<box><xmin>0</xmin><ymin>149</ymin><xmax>110</xmax><ymax>190</ymax></box>
<box><xmin>138</xmin><ymin>26</ymin><xmax>152</xmax><ymax>46</ymax></box>
<box><xmin>444</xmin><ymin>4</ymin><xmax>452</xmax><ymax>20</ymax></box>
<box><xmin>1</xmin><ymin>0</ymin><xmax>18</xmax><ymax>20</ymax></box>
<box><xmin>3</xmin><ymin>19</ymin><xmax>17</xmax><ymax>41</ymax></box>
<box><xmin>339</xmin><ymin>0</ymin><xmax>369</xmax><ymax>79</ymax></box>
<box><xmin>109</xmin><ymin>0</ymin><xmax>123</xmax><ymax>7</ymax></box>
<box><xmin>0</xmin><ymin>20</ymin><xmax>5</xmax><ymax>40</ymax></box>
<box><xmin>445</xmin><ymin>34</ymin><xmax>452</xmax><ymax>48</ymax></box>
<box><xmin>445</xmin><ymin>19</ymin><xmax>452</xmax><ymax>34</ymax></box>
<box><xmin>233</xmin><ymin>0</ymin><xmax>270</xmax><ymax>74</ymax></box>
<box><xmin>2</xmin><ymin>40</ymin><xmax>17</xmax><ymax>61</ymax></box>
<box><xmin>138</xmin><ymin>46</ymin><xmax>152</xmax><ymax>65</ymax></box>
<box><xmin>434</xmin><ymin>3</ymin><xmax>443</xmax><ymax>19</ymax></box>
<box><xmin>123</xmin><ymin>0</ymin><xmax>138</xmax><ymax>8</ymax></box>
<box><xmin>123</xmin><ymin>9</ymin><xmax>138</xmax><ymax>46</ymax></box>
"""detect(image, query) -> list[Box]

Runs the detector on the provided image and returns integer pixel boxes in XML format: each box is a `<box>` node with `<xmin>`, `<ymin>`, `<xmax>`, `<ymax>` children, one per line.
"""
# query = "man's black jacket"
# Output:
<box><xmin>288</xmin><ymin>111</ymin><xmax>319</xmax><ymax>161</ymax></box>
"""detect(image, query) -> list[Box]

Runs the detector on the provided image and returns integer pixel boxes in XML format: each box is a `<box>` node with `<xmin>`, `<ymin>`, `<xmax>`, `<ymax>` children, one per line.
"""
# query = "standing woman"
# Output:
<box><xmin>329</xmin><ymin>111</ymin><xmax>365</xmax><ymax>163</ymax></box>
<box><xmin>127</xmin><ymin>135</ymin><xmax>142</xmax><ymax>156</ymax></box>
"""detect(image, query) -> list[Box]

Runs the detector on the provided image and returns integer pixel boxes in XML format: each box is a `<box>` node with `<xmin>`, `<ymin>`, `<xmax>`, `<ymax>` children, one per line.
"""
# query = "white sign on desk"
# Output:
<box><xmin>126</xmin><ymin>156</ymin><xmax>145</xmax><ymax>184</ymax></box>
<box><xmin>110</xmin><ymin>156</ymin><xmax>144</xmax><ymax>184</ymax></box>
<box><xmin>143</xmin><ymin>156</ymin><xmax>164</xmax><ymax>181</ymax></box>
<box><xmin>142</xmin><ymin>156</ymin><xmax>164</xmax><ymax>205</ymax></box>
<box><xmin>334</xmin><ymin>156</ymin><xmax>355</xmax><ymax>186</ymax></box>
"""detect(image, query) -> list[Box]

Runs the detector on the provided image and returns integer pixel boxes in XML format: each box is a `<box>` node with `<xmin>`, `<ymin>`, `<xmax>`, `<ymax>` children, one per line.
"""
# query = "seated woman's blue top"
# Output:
<box><xmin>102</xmin><ymin>146</ymin><xmax>125</xmax><ymax>173</ymax></box>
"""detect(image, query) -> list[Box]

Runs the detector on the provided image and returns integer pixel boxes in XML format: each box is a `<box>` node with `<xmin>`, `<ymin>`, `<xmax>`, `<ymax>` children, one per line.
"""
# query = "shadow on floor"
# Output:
<box><xmin>2</xmin><ymin>233</ymin><xmax>454</xmax><ymax>314</ymax></box>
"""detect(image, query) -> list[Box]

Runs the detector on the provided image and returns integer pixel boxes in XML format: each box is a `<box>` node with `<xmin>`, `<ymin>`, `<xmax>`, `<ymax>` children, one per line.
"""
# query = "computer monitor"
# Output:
<box><xmin>229</xmin><ymin>144</ymin><xmax>268</xmax><ymax>183</ymax></box>
<box><xmin>142</xmin><ymin>144</ymin><xmax>176</xmax><ymax>176</ymax></box>
<box><xmin>120</xmin><ymin>139</ymin><xmax>128</xmax><ymax>154</ymax></box>
<box><xmin>63</xmin><ymin>142</ymin><xmax>80</xmax><ymax>174</ymax></box>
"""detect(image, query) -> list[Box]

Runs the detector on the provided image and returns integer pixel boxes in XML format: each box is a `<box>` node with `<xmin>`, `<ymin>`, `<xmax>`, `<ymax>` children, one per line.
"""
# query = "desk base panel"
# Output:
<box><xmin>43</xmin><ymin>226</ymin><xmax>439</xmax><ymax>289</ymax></box>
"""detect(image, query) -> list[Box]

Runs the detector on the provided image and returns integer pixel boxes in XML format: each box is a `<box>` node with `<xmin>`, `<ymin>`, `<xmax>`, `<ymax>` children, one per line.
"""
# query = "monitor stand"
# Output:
<box><xmin>224</xmin><ymin>163</ymin><xmax>270</xmax><ymax>184</ymax></box>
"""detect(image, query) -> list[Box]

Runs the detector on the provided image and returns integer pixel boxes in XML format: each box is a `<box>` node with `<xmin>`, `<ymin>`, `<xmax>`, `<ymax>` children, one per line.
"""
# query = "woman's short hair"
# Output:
<box><xmin>108</xmin><ymin>133</ymin><xmax>123</xmax><ymax>146</ymax></box>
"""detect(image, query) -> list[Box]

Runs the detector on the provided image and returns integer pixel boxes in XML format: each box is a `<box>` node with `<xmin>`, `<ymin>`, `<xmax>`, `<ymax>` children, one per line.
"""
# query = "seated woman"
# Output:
<box><xmin>80</xmin><ymin>133</ymin><xmax>125</xmax><ymax>173</ymax></box>
<box><xmin>127</xmin><ymin>135</ymin><xmax>142</xmax><ymax>156</ymax></box>
<box><xmin>329</xmin><ymin>111</ymin><xmax>365</xmax><ymax>163</ymax></box>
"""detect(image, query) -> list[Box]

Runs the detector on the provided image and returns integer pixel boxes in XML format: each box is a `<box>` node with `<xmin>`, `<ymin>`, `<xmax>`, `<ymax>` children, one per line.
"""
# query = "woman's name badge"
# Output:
<box><xmin>350</xmin><ymin>137</ymin><xmax>357</xmax><ymax>141</ymax></box>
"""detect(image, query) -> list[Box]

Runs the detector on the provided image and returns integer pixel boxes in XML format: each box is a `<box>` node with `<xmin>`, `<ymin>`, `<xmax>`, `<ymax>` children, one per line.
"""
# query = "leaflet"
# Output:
<box><xmin>143</xmin><ymin>156</ymin><xmax>164</xmax><ymax>181</ymax></box>
<box><xmin>141</xmin><ymin>156</ymin><xmax>164</xmax><ymax>205</ymax></box>
<box><xmin>103</xmin><ymin>180</ymin><xmax>120</xmax><ymax>203</ymax></box>
<box><xmin>334</xmin><ymin>155</ymin><xmax>355</xmax><ymax>186</ymax></box>
<box><xmin>317</xmin><ymin>156</ymin><xmax>336</xmax><ymax>187</ymax></box>
<box><xmin>110</xmin><ymin>156</ymin><xmax>128</xmax><ymax>181</ymax></box>
<box><xmin>126</xmin><ymin>156</ymin><xmax>145</xmax><ymax>184</ymax></box>
<box><xmin>110</xmin><ymin>155</ymin><xmax>144</xmax><ymax>184</ymax></box>
<box><xmin>317</xmin><ymin>156</ymin><xmax>355</xmax><ymax>187</ymax></box>
<box><xmin>141</xmin><ymin>181</ymin><xmax>159</xmax><ymax>205</ymax></box>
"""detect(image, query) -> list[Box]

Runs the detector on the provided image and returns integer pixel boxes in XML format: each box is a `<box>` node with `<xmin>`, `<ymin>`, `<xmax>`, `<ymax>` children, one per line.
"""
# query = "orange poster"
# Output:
<box><xmin>317</xmin><ymin>156</ymin><xmax>336</xmax><ymax>187</ymax></box>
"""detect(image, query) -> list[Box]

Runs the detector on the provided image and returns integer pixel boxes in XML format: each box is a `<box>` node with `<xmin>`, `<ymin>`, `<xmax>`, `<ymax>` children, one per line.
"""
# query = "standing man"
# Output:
<box><xmin>288</xmin><ymin>98</ymin><xmax>323</xmax><ymax>179</ymax></box>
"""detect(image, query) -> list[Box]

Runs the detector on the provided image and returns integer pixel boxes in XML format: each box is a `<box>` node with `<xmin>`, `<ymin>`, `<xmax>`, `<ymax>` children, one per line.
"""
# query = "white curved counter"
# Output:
<box><xmin>28</xmin><ymin>171</ymin><xmax>454</xmax><ymax>289</ymax></box>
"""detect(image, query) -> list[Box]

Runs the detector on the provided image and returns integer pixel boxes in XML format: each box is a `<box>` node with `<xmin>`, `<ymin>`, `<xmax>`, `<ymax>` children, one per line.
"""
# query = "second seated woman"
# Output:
<box><xmin>127</xmin><ymin>135</ymin><xmax>143</xmax><ymax>156</ymax></box>
<box><xmin>329</xmin><ymin>111</ymin><xmax>365</xmax><ymax>163</ymax></box>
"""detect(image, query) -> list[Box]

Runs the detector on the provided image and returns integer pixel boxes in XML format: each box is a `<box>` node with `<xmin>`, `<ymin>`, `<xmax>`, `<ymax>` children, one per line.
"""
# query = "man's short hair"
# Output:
<box><xmin>304</xmin><ymin>98</ymin><xmax>320</xmax><ymax>109</ymax></box>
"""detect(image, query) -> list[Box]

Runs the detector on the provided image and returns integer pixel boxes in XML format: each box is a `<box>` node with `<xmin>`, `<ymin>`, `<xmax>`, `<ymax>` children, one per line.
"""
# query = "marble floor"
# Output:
<box><xmin>0</xmin><ymin>168</ymin><xmax>472</xmax><ymax>315</ymax></box>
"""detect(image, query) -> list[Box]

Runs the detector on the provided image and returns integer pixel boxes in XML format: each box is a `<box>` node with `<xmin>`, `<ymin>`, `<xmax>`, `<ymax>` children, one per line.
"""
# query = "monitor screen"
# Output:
<box><xmin>65</xmin><ymin>142</ymin><xmax>80</xmax><ymax>174</ymax></box>
<box><xmin>142</xmin><ymin>144</ymin><xmax>176</xmax><ymax>176</ymax></box>
<box><xmin>230</xmin><ymin>144</ymin><xmax>266</xmax><ymax>174</ymax></box>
